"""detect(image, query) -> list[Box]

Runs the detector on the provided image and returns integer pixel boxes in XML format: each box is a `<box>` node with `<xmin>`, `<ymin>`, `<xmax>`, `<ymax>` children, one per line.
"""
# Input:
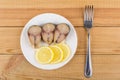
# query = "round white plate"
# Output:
<box><xmin>20</xmin><ymin>13</ymin><xmax>78</xmax><ymax>70</ymax></box>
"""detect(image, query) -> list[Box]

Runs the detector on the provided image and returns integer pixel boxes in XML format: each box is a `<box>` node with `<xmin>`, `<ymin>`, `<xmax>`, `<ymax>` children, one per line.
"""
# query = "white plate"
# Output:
<box><xmin>20</xmin><ymin>13</ymin><xmax>78</xmax><ymax>70</ymax></box>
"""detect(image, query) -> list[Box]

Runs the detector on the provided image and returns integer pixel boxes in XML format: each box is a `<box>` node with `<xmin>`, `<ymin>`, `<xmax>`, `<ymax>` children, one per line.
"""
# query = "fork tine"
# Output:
<box><xmin>89</xmin><ymin>5</ymin><xmax>93</xmax><ymax>21</ymax></box>
<box><xmin>86</xmin><ymin>5</ymin><xmax>89</xmax><ymax>21</ymax></box>
<box><xmin>87</xmin><ymin>5</ymin><xmax>90</xmax><ymax>21</ymax></box>
<box><xmin>84</xmin><ymin>6</ymin><xmax>87</xmax><ymax>21</ymax></box>
<box><xmin>88</xmin><ymin>5</ymin><xmax>91</xmax><ymax>21</ymax></box>
<box><xmin>85</xmin><ymin>5</ymin><xmax>89</xmax><ymax>21</ymax></box>
<box><xmin>91</xmin><ymin>5</ymin><xmax>94</xmax><ymax>21</ymax></box>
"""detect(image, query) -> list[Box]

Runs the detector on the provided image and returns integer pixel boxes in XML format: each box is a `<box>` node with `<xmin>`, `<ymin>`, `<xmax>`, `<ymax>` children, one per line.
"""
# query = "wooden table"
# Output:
<box><xmin>0</xmin><ymin>0</ymin><xmax>120</xmax><ymax>80</ymax></box>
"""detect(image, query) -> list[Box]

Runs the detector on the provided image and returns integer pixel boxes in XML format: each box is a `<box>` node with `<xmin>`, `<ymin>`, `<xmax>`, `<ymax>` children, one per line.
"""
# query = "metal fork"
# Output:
<box><xmin>84</xmin><ymin>5</ymin><xmax>94</xmax><ymax>78</ymax></box>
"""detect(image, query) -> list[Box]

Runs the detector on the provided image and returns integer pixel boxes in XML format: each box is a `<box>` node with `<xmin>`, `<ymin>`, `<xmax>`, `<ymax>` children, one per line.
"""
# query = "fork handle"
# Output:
<box><xmin>85</xmin><ymin>30</ymin><xmax>92</xmax><ymax>78</ymax></box>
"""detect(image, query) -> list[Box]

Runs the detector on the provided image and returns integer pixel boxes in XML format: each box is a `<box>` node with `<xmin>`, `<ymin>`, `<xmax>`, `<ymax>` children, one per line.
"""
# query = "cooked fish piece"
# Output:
<box><xmin>28</xmin><ymin>25</ymin><xmax>41</xmax><ymax>48</ymax></box>
<box><xmin>42</xmin><ymin>23</ymin><xmax>55</xmax><ymax>44</ymax></box>
<box><xmin>54</xmin><ymin>23</ymin><xmax>70</xmax><ymax>43</ymax></box>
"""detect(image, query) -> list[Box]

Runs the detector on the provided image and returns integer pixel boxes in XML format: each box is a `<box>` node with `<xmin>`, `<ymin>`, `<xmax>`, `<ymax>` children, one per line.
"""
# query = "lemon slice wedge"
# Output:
<box><xmin>35</xmin><ymin>47</ymin><xmax>54</xmax><ymax>64</ymax></box>
<box><xmin>56</xmin><ymin>43</ymin><xmax>70</xmax><ymax>61</ymax></box>
<box><xmin>50</xmin><ymin>46</ymin><xmax>63</xmax><ymax>64</ymax></box>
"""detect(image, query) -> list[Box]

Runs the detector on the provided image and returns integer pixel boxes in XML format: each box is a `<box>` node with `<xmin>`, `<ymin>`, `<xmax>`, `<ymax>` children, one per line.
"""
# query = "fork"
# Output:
<box><xmin>84</xmin><ymin>5</ymin><xmax>94</xmax><ymax>78</ymax></box>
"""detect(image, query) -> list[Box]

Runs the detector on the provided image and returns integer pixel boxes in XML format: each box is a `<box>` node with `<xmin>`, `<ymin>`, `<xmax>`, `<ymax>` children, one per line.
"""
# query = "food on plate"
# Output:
<box><xmin>56</xmin><ymin>43</ymin><xmax>70</xmax><ymax>61</ymax></box>
<box><xmin>42</xmin><ymin>23</ymin><xmax>55</xmax><ymax>44</ymax></box>
<box><xmin>54</xmin><ymin>23</ymin><xmax>70</xmax><ymax>43</ymax></box>
<box><xmin>28</xmin><ymin>23</ymin><xmax>71</xmax><ymax>64</ymax></box>
<box><xmin>28</xmin><ymin>23</ymin><xmax>70</xmax><ymax>64</ymax></box>
<box><xmin>35</xmin><ymin>43</ymin><xmax>70</xmax><ymax>64</ymax></box>
<box><xmin>35</xmin><ymin>47</ymin><xmax>54</xmax><ymax>64</ymax></box>
<box><xmin>49</xmin><ymin>45</ymin><xmax>63</xmax><ymax>64</ymax></box>
<box><xmin>28</xmin><ymin>25</ymin><xmax>42</xmax><ymax>48</ymax></box>
<box><xmin>28</xmin><ymin>23</ymin><xmax>70</xmax><ymax>47</ymax></box>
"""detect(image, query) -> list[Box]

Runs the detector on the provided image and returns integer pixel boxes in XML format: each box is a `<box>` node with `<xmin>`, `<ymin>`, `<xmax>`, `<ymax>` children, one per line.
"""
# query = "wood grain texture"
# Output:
<box><xmin>0</xmin><ymin>0</ymin><xmax>120</xmax><ymax>9</ymax></box>
<box><xmin>0</xmin><ymin>27</ymin><xmax>22</xmax><ymax>54</ymax></box>
<box><xmin>1</xmin><ymin>8</ymin><xmax>120</xmax><ymax>26</ymax></box>
<box><xmin>0</xmin><ymin>55</ymin><xmax>120</xmax><ymax>80</ymax></box>
<box><xmin>0</xmin><ymin>0</ymin><xmax>120</xmax><ymax>80</ymax></box>
<box><xmin>1</xmin><ymin>27</ymin><xmax>120</xmax><ymax>55</ymax></box>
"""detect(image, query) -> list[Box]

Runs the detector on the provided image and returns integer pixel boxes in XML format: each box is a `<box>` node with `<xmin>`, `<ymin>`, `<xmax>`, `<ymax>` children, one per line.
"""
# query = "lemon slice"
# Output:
<box><xmin>35</xmin><ymin>47</ymin><xmax>54</xmax><ymax>64</ymax></box>
<box><xmin>50</xmin><ymin>46</ymin><xmax>63</xmax><ymax>64</ymax></box>
<box><xmin>56</xmin><ymin>43</ymin><xmax>70</xmax><ymax>61</ymax></box>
